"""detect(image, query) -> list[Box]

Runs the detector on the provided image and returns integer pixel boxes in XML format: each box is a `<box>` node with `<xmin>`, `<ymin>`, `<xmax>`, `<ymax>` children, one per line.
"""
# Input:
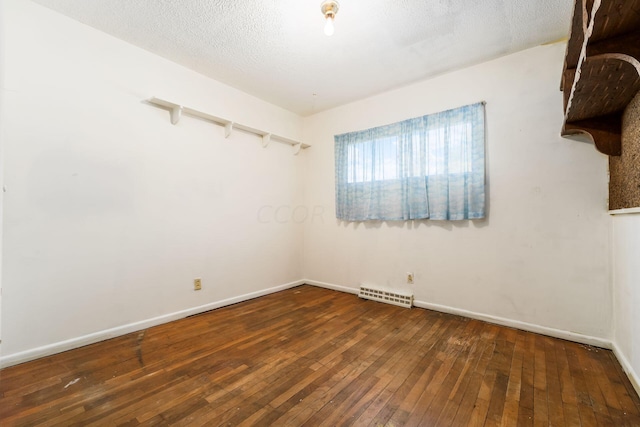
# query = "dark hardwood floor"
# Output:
<box><xmin>1</xmin><ymin>285</ymin><xmax>639</xmax><ymax>426</ymax></box>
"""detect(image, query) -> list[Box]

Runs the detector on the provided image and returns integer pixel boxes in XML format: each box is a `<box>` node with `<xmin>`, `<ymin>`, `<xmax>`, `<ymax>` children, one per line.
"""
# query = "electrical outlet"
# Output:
<box><xmin>194</xmin><ymin>278</ymin><xmax>202</xmax><ymax>291</ymax></box>
<box><xmin>407</xmin><ymin>272</ymin><xmax>414</xmax><ymax>284</ymax></box>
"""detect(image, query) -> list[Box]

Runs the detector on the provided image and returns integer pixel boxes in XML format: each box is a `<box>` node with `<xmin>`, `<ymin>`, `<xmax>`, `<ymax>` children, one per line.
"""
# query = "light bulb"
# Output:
<box><xmin>324</xmin><ymin>16</ymin><xmax>335</xmax><ymax>36</ymax></box>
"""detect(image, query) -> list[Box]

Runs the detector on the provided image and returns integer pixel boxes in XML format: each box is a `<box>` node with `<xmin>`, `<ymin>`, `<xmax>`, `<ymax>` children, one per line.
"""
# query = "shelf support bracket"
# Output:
<box><xmin>170</xmin><ymin>106</ymin><xmax>183</xmax><ymax>125</ymax></box>
<box><xmin>293</xmin><ymin>142</ymin><xmax>303</xmax><ymax>156</ymax></box>
<box><xmin>262</xmin><ymin>133</ymin><xmax>271</xmax><ymax>148</ymax></box>
<box><xmin>225</xmin><ymin>122</ymin><xmax>234</xmax><ymax>138</ymax></box>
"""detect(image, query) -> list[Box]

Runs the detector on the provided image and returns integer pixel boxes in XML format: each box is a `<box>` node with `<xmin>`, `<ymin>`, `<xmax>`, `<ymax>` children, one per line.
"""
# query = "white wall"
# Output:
<box><xmin>612</xmin><ymin>90</ymin><xmax>640</xmax><ymax>392</ymax></box>
<box><xmin>1</xmin><ymin>0</ymin><xmax>305</xmax><ymax>365</ymax></box>
<box><xmin>302</xmin><ymin>43</ymin><xmax>612</xmax><ymax>342</ymax></box>
<box><xmin>0</xmin><ymin>0</ymin><xmax>6</xmax><ymax>350</ymax></box>
<box><xmin>612</xmin><ymin>213</ymin><xmax>640</xmax><ymax>390</ymax></box>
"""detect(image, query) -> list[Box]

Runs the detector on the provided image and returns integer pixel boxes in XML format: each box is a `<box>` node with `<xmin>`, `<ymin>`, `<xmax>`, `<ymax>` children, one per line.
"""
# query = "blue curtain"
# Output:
<box><xmin>335</xmin><ymin>102</ymin><xmax>485</xmax><ymax>221</ymax></box>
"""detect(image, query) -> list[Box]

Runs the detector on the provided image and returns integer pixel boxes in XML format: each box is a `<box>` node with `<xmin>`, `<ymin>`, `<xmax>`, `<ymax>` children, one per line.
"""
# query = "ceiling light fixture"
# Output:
<box><xmin>320</xmin><ymin>0</ymin><xmax>339</xmax><ymax>36</ymax></box>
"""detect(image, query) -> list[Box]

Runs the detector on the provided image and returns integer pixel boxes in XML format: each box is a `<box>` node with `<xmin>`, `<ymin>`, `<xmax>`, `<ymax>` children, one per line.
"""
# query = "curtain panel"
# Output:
<box><xmin>335</xmin><ymin>102</ymin><xmax>485</xmax><ymax>221</ymax></box>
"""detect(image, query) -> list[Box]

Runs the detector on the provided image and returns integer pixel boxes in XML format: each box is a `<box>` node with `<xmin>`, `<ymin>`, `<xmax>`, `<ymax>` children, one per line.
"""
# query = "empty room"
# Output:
<box><xmin>1</xmin><ymin>0</ymin><xmax>640</xmax><ymax>425</ymax></box>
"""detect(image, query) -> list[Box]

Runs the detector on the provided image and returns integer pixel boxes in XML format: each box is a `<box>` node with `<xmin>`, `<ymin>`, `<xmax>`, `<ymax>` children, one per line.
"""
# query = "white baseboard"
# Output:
<box><xmin>0</xmin><ymin>279</ymin><xmax>304</xmax><ymax>369</ymax></box>
<box><xmin>6</xmin><ymin>279</ymin><xmax>638</xmax><ymax>399</ymax></box>
<box><xmin>413</xmin><ymin>299</ymin><xmax>611</xmax><ymax>349</ymax></box>
<box><xmin>303</xmin><ymin>279</ymin><xmax>359</xmax><ymax>295</ymax></box>
<box><xmin>612</xmin><ymin>342</ymin><xmax>640</xmax><ymax>398</ymax></box>
<box><xmin>304</xmin><ymin>279</ymin><xmax>611</xmax><ymax>349</ymax></box>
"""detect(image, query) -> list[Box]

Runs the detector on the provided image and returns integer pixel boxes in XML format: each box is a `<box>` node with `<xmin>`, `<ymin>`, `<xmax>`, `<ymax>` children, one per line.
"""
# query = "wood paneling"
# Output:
<box><xmin>1</xmin><ymin>285</ymin><xmax>639</xmax><ymax>426</ymax></box>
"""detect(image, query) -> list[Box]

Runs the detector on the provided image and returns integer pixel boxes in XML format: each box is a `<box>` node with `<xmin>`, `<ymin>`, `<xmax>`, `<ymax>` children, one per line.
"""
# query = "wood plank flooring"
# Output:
<box><xmin>1</xmin><ymin>285</ymin><xmax>639</xmax><ymax>426</ymax></box>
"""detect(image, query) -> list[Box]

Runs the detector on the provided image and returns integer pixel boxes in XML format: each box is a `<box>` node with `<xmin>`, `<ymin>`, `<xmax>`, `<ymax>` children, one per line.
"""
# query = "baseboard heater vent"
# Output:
<box><xmin>359</xmin><ymin>285</ymin><xmax>413</xmax><ymax>309</ymax></box>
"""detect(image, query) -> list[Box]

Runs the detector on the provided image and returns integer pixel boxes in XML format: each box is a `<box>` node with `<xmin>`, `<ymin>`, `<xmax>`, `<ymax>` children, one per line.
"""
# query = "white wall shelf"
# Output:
<box><xmin>146</xmin><ymin>97</ymin><xmax>309</xmax><ymax>154</ymax></box>
<box><xmin>609</xmin><ymin>207</ymin><xmax>640</xmax><ymax>216</ymax></box>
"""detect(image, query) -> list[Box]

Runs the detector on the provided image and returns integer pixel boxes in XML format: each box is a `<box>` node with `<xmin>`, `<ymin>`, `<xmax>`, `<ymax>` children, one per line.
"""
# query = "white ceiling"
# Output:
<box><xmin>32</xmin><ymin>0</ymin><xmax>573</xmax><ymax>116</ymax></box>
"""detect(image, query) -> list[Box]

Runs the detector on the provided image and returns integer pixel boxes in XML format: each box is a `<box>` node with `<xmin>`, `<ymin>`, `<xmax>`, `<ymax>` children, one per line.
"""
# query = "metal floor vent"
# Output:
<box><xmin>359</xmin><ymin>285</ymin><xmax>413</xmax><ymax>309</ymax></box>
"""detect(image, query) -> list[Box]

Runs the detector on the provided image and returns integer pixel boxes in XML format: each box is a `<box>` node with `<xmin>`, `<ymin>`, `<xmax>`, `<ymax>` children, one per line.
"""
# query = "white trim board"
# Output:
<box><xmin>609</xmin><ymin>207</ymin><xmax>640</xmax><ymax>215</ymax></box>
<box><xmin>413</xmin><ymin>299</ymin><xmax>611</xmax><ymax>349</ymax></box>
<box><xmin>304</xmin><ymin>279</ymin><xmax>359</xmax><ymax>295</ymax></box>
<box><xmin>306</xmin><ymin>282</ymin><xmax>636</xmax><ymax>386</ymax></box>
<box><xmin>612</xmin><ymin>342</ymin><xmax>640</xmax><ymax>398</ymax></box>
<box><xmin>0</xmin><ymin>280</ymin><xmax>305</xmax><ymax>369</ymax></box>
<box><xmin>4</xmin><ymin>278</ymin><xmax>636</xmax><ymax>399</ymax></box>
<box><xmin>304</xmin><ymin>280</ymin><xmax>611</xmax><ymax>349</ymax></box>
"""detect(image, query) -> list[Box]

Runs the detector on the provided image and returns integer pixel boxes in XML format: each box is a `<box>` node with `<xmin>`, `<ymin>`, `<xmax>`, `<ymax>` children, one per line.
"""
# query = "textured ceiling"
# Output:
<box><xmin>32</xmin><ymin>0</ymin><xmax>573</xmax><ymax>116</ymax></box>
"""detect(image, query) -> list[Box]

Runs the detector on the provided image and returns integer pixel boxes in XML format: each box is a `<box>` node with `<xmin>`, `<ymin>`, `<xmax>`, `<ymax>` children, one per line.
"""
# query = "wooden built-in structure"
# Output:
<box><xmin>561</xmin><ymin>0</ymin><xmax>640</xmax><ymax>156</ymax></box>
<box><xmin>561</xmin><ymin>0</ymin><xmax>640</xmax><ymax>210</ymax></box>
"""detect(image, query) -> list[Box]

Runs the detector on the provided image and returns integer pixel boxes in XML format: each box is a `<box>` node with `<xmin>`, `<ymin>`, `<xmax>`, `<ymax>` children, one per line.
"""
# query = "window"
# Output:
<box><xmin>335</xmin><ymin>102</ymin><xmax>485</xmax><ymax>221</ymax></box>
